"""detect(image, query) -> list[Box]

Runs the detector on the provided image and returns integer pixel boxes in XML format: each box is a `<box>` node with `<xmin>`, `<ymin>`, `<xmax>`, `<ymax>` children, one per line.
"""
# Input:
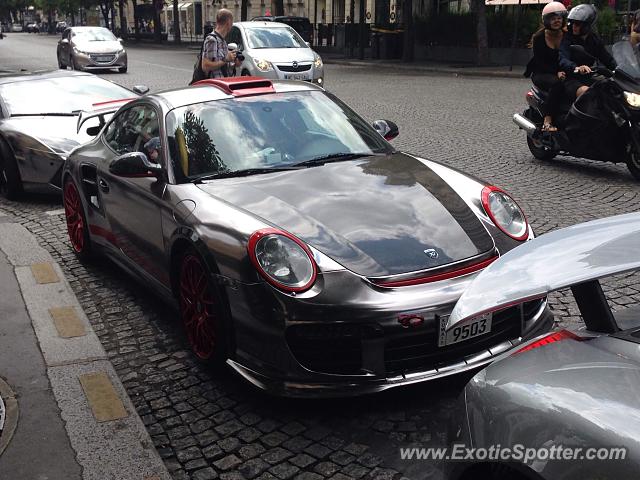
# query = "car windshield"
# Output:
<box><xmin>73</xmin><ymin>28</ymin><xmax>117</xmax><ymax>42</ymax></box>
<box><xmin>0</xmin><ymin>76</ymin><xmax>133</xmax><ymax>116</ymax></box>
<box><xmin>245</xmin><ymin>26</ymin><xmax>306</xmax><ymax>49</ymax></box>
<box><xmin>612</xmin><ymin>40</ymin><xmax>640</xmax><ymax>79</ymax></box>
<box><xmin>166</xmin><ymin>90</ymin><xmax>393</xmax><ymax>182</ymax></box>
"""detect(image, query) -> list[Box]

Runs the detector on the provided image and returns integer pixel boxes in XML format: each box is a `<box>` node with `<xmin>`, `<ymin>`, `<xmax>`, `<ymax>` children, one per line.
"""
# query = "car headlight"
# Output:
<box><xmin>248</xmin><ymin>228</ymin><xmax>317</xmax><ymax>292</ymax></box>
<box><xmin>313</xmin><ymin>55</ymin><xmax>323</xmax><ymax>68</ymax></box>
<box><xmin>481</xmin><ymin>186</ymin><xmax>529</xmax><ymax>241</ymax></box>
<box><xmin>624</xmin><ymin>91</ymin><xmax>640</xmax><ymax>108</ymax></box>
<box><xmin>253</xmin><ymin>58</ymin><xmax>273</xmax><ymax>72</ymax></box>
<box><xmin>73</xmin><ymin>47</ymin><xmax>88</xmax><ymax>55</ymax></box>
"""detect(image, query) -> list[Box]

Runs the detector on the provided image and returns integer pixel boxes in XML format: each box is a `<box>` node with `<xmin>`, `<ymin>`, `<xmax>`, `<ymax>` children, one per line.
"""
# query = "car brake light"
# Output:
<box><xmin>515</xmin><ymin>330</ymin><xmax>584</xmax><ymax>354</ymax></box>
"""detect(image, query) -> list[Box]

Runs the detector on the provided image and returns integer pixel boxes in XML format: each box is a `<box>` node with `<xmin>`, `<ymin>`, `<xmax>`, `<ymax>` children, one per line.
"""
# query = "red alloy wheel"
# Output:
<box><xmin>179</xmin><ymin>253</ymin><xmax>218</xmax><ymax>360</ymax></box>
<box><xmin>63</xmin><ymin>181</ymin><xmax>85</xmax><ymax>253</ymax></box>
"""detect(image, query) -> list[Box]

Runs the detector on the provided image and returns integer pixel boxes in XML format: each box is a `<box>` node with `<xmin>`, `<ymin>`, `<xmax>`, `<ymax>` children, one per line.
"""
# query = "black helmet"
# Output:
<box><xmin>568</xmin><ymin>4</ymin><xmax>597</xmax><ymax>35</ymax></box>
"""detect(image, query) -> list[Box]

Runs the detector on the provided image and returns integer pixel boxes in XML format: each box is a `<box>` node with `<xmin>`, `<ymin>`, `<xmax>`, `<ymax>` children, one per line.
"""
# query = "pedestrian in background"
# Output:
<box><xmin>201</xmin><ymin>9</ymin><xmax>238</xmax><ymax>79</ymax></box>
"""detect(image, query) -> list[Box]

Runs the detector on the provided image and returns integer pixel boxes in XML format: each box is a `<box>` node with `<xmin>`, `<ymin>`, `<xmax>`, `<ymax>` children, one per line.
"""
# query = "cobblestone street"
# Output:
<box><xmin>1</xmin><ymin>33</ymin><xmax>640</xmax><ymax>480</ymax></box>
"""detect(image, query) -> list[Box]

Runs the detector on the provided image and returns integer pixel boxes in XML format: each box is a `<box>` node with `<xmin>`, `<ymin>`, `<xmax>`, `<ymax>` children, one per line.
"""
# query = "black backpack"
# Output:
<box><xmin>190</xmin><ymin>33</ymin><xmax>218</xmax><ymax>85</ymax></box>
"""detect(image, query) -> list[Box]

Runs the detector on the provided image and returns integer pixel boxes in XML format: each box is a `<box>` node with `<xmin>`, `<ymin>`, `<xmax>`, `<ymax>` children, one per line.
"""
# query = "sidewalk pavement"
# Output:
<box><xmin>0</xmin><ymin>209</ymin><xmax>171</xmax><ymax>480</ymax></box>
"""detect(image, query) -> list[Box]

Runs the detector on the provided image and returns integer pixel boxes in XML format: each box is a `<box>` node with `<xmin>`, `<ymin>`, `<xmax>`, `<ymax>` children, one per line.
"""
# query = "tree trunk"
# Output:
<box><xmin>349</xmin><ymin>0</ymin><xmax>355</xmax><ymax>57</ymax></box>
<box><xmin>71</xmin><ymin>11</ymin><xmax>76</xmax><ymax>26</ymax></box>
<box><xmin>241</xmin><ymin>0</ymin><xmax>248</xmax><ymax>21</ymax></box>
<box><xmin>154</xmin><ymin>0</ymin><xmax>162</xmax><ymax>43</ymax></box>
<box><xmin>358</xmin><ymin>0</ymin><xmax>365</xmax><ymax>59</ymax></box>
<box><xmin>173</xmin><ymin>0</ymin><xmax>181</xmax><ymax>43</ymax></box>
<box><xmin>119</xmin><ymin>0</ymin><xmax>127</xmax><ymax>38</ymax></box>
<box><xmin>99</xmin><ymin>2</ymin><xmax>110</xmax><ymax>28</ymax></box>
<box><xmin>132</xmin><ymin>0</ymin><xmax>140</xmax><ymax>37</ymax></box>
<box><xmin>473</xmin><ymin>0</ymin><xmax>489</xmax><ymax>65</ymax></box>
<box><xmin>402</xmin><ymin>0</ymin><xmax>414</xmax><ymax>62</ymax></box>
<box><xmin>48</xmin><ymin>9</ymin><xmax>54</xmax><ymax>34</ymax></box>
<box><xmin>274</xmin><ymin>0</ymin><xmax>285</xmax><ymax>16</ymax></box>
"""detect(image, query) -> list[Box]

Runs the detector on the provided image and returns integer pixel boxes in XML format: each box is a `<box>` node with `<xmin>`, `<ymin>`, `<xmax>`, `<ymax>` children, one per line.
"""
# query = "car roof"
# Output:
<box><xmin>151</xmin><ymin>79</ymin><xmax>323</xmax><ymax>110</ymax></box>
<box><xmin>0</xmin><ymin>69</ymin><xmax>92</xmax><ymax>86</ymax></box>
<box><xmin>235</xmin><ymin>21</ymin><xmax>291</xmax><ymax>29</ymax></box>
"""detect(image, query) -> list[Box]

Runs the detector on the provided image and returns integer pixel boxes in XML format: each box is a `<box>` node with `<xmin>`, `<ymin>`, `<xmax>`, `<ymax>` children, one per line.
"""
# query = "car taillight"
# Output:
<box><xmin>247</xmin><ymin>228</ymin><xmax>317</xmax><ymax>293</ymax></box>
<box><xmin>481</xmin><ymin>185</ymin><xmax>529</xmax><ymax>241</ymax></box>
<box><xmin>515</xmin><ymin>330</ymin><xmax>584</xmax><ymax>354</ymax></box>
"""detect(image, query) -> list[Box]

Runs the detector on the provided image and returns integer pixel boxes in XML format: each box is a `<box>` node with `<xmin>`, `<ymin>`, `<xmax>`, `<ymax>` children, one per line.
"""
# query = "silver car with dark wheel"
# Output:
<box><xmin>57</xmin><ymin>27</ymin><xmax>128</xmax><ymax>73</ymax></box>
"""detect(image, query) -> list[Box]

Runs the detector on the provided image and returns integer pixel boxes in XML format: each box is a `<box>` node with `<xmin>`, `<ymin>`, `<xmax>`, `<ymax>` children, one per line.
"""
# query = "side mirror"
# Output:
<box><xmin>373</xmin><ymin>119</ymin><xmax>399</xmax><ymax>141</ymax></box>
<box><xmin>570</xmin><ymin>44</ymin><xmax>596</xmax><ymax>66</ymax></box>
<box><xmin>132</xmin><ymin>85</ymin><xmax>150</xmax><ymax>95</ymax></box>
<box><xmin>86</xmin><ymin>125</ymin><xmax>102</xmax><ymax>136</ymax></box>
<box><xmin>109</xmin><ymin>151</ymin><xmax>163</xmax><ymax>178</ymax></box>
<box><xmin>305</xmin><ymin>41</ymin><xmax>311</xmax><ymax>47</ymax></box>
<box><xmin>118</xmin><ymin>37</ymin><xmax>123</xmax><ymax>42</ymax></box>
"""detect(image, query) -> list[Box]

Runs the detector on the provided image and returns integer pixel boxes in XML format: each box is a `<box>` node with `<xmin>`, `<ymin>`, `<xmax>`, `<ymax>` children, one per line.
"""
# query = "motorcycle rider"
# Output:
<box><xmin>524</xmin><ymin>1</ymin><xmax>569</xmax><ymax>132</ymax></box>
<box><xmin>559</xmin><ymin>4</ymin><xmax>617</xmax><ymax>99</ymax></box>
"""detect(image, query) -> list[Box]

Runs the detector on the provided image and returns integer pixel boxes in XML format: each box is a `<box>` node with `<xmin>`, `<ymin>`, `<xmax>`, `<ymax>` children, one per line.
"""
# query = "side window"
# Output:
<box><xmin>103</xmin><ymin>105</ymin><xmax>160</xmax><ymax>158</ymax></box>
<box><xmin>228</xmin><ymin>26</ymin><xmax>243</xmax><ymax>49</ymax></box>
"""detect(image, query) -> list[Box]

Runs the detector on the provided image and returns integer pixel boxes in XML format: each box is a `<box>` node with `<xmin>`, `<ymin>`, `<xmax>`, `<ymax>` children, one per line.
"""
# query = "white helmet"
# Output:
<box><xmin>542</xmin><ymin>2</ymin><xmax>568</xmax><ymax>29</ymax></box>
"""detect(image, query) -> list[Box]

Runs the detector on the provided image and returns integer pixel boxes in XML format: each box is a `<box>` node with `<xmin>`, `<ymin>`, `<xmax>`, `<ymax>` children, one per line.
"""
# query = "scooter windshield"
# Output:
<box><xmin>612</xmin><ymin>40</ymin><xmax>640</xmax><ymax>79</ymax></box>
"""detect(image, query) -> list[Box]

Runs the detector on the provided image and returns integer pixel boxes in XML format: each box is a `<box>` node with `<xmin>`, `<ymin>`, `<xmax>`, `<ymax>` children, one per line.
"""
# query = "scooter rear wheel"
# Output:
<box><xmin>527</xmin><ymin>136</ymin><xmax>556</xmax><ymax>161</ymax></box>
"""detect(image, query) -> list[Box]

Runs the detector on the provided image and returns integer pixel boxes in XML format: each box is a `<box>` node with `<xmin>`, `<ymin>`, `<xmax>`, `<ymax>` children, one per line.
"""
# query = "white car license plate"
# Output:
<box><xmin>96</xmin><ymin>56</ymin><xmax>112</xmax><ymax>62</ymax></box>
<box><xmin>438</xmin><ymin>312</ymin><xmax>492</xmax><ymax>347</ymax></box>
<box><xmin>285</xmin><ymin>73</ymin><xmax>309</xmax><ymax>80</ymax></box>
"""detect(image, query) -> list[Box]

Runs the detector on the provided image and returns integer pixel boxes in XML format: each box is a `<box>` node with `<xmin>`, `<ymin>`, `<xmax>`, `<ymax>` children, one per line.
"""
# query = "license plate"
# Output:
<box><xmin>438</xmin><ymin>312</ymin><xmax>492</xmax><ymax>347</ymax></box>
<box><xmin>95</xmin><ymin>56</ymin><xmax>112</xmax><ymax>62</ymax></box>
<box><xmin>285</xmin><ymin>73</ymin><xmax>309</xmax><ymax>80</ymax></box>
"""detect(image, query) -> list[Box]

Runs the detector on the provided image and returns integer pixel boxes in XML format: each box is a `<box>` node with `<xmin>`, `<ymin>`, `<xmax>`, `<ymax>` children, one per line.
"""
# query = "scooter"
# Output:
<box><xmin>513</xmin><ymin>42</ymin><xmax>640</xmax><ymax>181</ymax></box>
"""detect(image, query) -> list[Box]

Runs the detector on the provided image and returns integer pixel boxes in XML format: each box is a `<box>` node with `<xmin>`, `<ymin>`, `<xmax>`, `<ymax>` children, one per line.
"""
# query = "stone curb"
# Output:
<box><xmin>0</xmin><ymin>222</ymin><xmax>171</xmax><ymax>480</ymax></box>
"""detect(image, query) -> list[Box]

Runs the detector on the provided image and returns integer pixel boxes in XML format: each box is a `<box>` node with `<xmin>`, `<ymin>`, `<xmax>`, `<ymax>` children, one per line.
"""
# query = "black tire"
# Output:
<box><xmin>527</xmin><ymin>136</ymin><xmax>557</xmax><ymax>161</ymax></box>
<box><xmin>118</xmin><ymin>65</ymin><xmax>127</xmax><ymax>73</ymax></box>
<box><xmin>63</xmin><ymin>178</ymin><xmax>94</xmax><ymax>261</ymax></box>
<box><xmin>176</xmin><ymin>247</ymin><xmax>231</xmax><ymax>365</ymax></box>
<box><xmin>627</xmin><ymin>151</ymin><xmax>640</xmax><ymax>181</ymax></box>
<box><xmin>0</xmin><ymin>138</ymin><xmax>23</xmax><ymax>200</ymax></box>
<box><xmin>70</xmin><ymin>55</ymin><xmax>80</xmax><ymax>71</ymax></box>
<box><xmin>57</xmin><ymin>53</ymin><xmax>65</xmax><ymax>69</ymax></box>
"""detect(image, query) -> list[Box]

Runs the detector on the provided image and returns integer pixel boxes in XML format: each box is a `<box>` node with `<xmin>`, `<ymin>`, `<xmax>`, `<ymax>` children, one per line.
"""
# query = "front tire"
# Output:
<box><xmin>0</xmin><ymin>138</ymin><xmax>22</xmax><ymax>200</ymax></box>
<box><xmin>177</xmin><ymin>248</ymin><xmax>229</xmax><ymax>364</ymax></box>
<box><xmin>628</xmin><ymin>151</ymin><xmax>640</xmax><ymax>181</ymax></box>
<box><xmin>527</xmin><ymin>136</ymin><xmax>557</xmax><ymax>161</ymax></box>
<box><xmin>118</xmin><ymin>65</ymin><xmax>127</xmax><ymax>73</ymax></box>
<box><xmin>63</xmin><ymin>179</ymin><xmax>93</xmax><ymax>260</ymax></box>
<box><xmin>57</xmin><ymin>53</ymin><xmax>65</xmax><ymax>69</ymax></box>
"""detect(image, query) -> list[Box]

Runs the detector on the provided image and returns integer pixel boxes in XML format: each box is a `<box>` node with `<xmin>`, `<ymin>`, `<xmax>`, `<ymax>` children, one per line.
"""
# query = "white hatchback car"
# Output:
<box><xmin>226</xmin><ymin>21</ymin><xmax>324</xmax><ymax>86</ymax></box>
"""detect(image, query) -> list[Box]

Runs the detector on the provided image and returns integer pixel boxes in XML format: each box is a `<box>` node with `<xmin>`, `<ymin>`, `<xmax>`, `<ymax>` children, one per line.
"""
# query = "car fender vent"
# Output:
<box><xmin>193</xmin><ymin>77</ymin><xmax>275</xmax><ymax>97</ymax></box>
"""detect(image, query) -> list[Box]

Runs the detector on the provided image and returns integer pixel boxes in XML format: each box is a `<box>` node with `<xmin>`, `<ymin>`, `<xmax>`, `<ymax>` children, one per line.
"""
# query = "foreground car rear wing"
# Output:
<box><xmin>449</xmin><ymin>212</ymin><xmax>640</xmax><ymax>332</ymax></box>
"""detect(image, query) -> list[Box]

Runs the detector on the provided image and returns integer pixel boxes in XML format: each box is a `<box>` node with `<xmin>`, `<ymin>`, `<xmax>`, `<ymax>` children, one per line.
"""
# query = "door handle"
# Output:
<box><xmin>98</xmin><ymin>179</ymin><xmax>110</xmax><ymax>193</ymax></box>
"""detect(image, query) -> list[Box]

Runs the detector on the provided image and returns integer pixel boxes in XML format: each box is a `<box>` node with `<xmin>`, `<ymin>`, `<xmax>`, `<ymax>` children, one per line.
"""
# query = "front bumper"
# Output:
<box><xmin>225</xmin><ymin>268</ymin><xmax>553</xmax><ymax>397</ymax></box>
<box><xmin>246</xmin><ymin>61</ymin><xmax>324</xmax><ymax>85</ymax></box>
<box><xmin>73</xmin><ymin>50</ymin><xmax>127</xmax><ymax>70</ymax></box>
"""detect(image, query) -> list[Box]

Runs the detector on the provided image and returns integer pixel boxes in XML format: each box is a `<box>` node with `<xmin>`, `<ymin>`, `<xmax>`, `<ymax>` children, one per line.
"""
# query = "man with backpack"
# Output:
<box><xmin>191</xmin><ymin>9</ymin><xmax>238</xmax><ymax>83</ymax></box>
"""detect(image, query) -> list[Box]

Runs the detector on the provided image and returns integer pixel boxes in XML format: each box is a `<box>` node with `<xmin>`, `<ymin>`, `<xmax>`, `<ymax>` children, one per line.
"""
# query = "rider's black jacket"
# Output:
<box><xmin>559</xmin><ymin>32</ymin><xmax>617</xmax><ymax>72</ymax></box>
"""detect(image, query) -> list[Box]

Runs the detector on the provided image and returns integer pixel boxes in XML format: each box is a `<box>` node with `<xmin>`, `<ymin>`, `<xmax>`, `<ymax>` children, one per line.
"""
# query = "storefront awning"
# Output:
<box><xmin>486</xmin><ymin>0</ymin><xmax>551</xmax><ymax>5</ymax></box>
<box><xmin>179</xmin><ymin>2</ymin><xmax>193</xmax><ymax>10</ymax></box>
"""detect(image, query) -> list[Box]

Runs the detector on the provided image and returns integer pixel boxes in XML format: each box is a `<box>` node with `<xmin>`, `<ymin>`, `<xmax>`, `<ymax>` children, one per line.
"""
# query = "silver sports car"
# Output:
<box><xmin>0</xmin><ymin>70</ymin><xmax>145</xmax><ymax>199</ymax></box>
<box><xmin>62</xmin><ymin>77</ymin><xmax>552</xmax><ymax>397</ymax></box>
<box><xmin>447</xmin><ymin>212</ymin><xmax>640</xmax><ymax>479</ymax></box>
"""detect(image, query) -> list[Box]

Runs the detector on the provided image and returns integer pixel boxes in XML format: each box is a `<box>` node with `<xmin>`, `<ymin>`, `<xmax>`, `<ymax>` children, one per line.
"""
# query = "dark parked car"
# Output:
<box><xmin>251</xmin><ymin>15</ymin><xmax>313</xmax><ymax>44</ymax></box>
<box><xmin>62</xmin><ymin>77</ymin><xmax>552</xmax><ymax>397</ymax></box>
<box><xmin>0</xmin><ymin>70</ymin><xmax>145</xmax><ymax>199</ymax></box>
<box><xmin>55</xmin><ymin>21</ymin><xmax>67</xmax><ymax>33</ymax></box>
<box><xmin>446</xmin><ymin>212</ymin><xmax>640</xmax><ymax>480</ymax></box>
<box><xmin>26</xmin><ymin>23</ymin><xmax>40</xmax><ymax>33</ymax></box>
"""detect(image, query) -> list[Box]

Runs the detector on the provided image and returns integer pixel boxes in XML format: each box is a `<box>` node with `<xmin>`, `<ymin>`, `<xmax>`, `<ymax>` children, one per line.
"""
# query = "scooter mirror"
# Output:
<box><xmin>570</xmin><ymin>44</ymin><xmax>596</xmax><ymax>66</ymax></box>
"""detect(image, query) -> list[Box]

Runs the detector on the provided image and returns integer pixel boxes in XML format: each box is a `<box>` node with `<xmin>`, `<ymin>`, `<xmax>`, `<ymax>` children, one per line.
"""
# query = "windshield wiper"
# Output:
<box><xmin>293</xmin><ymin>152</ymin><xmax>380</xmax><ymax>167</ymax></box>
<box><xmin>192</xmin><ymin>167</ymin><xmax>299</xmax><ymax>183</ymax></box>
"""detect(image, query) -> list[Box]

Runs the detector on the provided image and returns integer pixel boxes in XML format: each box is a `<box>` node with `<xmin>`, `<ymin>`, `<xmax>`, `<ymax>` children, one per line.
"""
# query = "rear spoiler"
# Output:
<box><xmin>76</xmin><ymin>97</ymin><xmax>136</xmax><ymax>134</ymax></box>
<box><xmin>448</xmin><ymin>213</ymin><xmax>640</xmax><ymax>332</ymax></box>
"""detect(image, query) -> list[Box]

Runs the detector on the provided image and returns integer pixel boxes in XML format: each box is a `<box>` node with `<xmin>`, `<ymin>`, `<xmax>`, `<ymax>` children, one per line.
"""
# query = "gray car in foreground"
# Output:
<box><xmin>62</xmin><ymin>77</ymin><xmax>552</xmax><ymax>397</ymax></box>
<box><xmin>446</xmin><ymin>212</ymin><xmax>640</xmax><ymax>479</ymax></box>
